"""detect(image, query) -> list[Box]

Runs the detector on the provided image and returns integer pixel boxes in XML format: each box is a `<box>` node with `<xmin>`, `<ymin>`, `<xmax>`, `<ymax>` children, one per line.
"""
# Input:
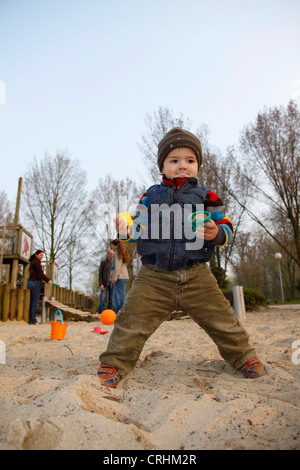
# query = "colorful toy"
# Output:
<box><xmin>187</xmin><ymin>211</ymin><xmax>211</xmax><ymax>232</ymax></box>
<box><xmin>100</xmin><ymin>309</ymin><xmax>116</xmax><ymax>325</ymax></box>
<box><xmin>116</xmin><ymin>212</ymin><xmax>133</xmax><ymax>227</ymax></box>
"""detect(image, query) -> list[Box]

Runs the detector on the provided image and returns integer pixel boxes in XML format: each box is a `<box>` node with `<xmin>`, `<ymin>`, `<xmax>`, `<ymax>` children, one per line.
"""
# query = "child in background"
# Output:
<box><xmin>110</xmin><ymin>239</ymin><xmax>129</xmax><ymax>313</ymax></box>
<box><xmin>98</xmin><ymin>128</ymin><xmax>266</xmax><ymax>387</ymax></box>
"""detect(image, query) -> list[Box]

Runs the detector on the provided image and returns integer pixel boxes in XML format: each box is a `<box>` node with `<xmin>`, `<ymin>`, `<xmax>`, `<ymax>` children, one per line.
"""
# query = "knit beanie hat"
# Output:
<box><xmin>157</xmin><ymin>127</ymin><xmax>202</xmax><ymax>172</ymax></box>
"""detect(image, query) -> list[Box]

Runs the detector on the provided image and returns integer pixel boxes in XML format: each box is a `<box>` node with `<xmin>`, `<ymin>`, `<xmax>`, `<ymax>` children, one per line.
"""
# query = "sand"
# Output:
<box><xmin>0</xmin><ymin>304</ymin><xmax>299</xmax><ymax>451</ymax></box>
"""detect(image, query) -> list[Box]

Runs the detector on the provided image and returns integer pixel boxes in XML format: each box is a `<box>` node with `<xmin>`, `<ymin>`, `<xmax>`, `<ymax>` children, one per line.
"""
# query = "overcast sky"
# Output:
<box><xmin>1</xmin><ymin>0</ymin><xmax>299</xmax><ymax>207</ymax></box>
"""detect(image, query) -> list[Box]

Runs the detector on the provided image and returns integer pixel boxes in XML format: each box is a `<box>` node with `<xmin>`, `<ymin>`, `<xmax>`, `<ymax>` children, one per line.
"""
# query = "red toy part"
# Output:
<box><xmin>93</xmin><ymin>326</ymin><xmax>108</xmax><ymax>335</ymax></box>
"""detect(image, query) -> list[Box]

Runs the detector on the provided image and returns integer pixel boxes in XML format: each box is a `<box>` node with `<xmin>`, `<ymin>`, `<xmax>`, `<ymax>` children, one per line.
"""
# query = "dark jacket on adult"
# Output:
<box><xmin>28</xmin><ymin>258</ymin><xmax>50</xmax><ymax>283</ymax></box>
<box><xmin>99</xmin><ymin>258</ymin><xmax>113</xmax><ymax>286</ymax></box>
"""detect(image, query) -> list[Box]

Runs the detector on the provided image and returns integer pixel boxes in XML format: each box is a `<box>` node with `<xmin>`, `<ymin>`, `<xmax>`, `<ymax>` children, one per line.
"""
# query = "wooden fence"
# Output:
<box><xmin>48</xmin><ymin>284</ymin><xmax>97</xmax><ymax>314</ymax></box>
<box><xmin>0</xmin><ymin>285</ymin><xmax>30</xmax><ymax>322</ymax></box>
<box><xmin>0</xmin><ymin>284</ymin><xmax>97</xmax><ymax>323</ymax></box>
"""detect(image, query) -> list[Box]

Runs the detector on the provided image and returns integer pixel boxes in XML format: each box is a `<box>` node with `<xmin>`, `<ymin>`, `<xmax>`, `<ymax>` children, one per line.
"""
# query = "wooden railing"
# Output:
<box><xmin>46</xmin><ymin>284</ymin><xmax>97</xmax><ymax>314</ymax></box>
<box><xmin>0</xmin><ymin>283</ymin><xmax>97</xmax><ymax>322</ymax></box>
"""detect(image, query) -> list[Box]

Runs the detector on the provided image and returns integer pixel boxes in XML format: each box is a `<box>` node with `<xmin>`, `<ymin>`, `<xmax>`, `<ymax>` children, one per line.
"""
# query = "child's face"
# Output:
<box><xmin>161</xmin><ymin>147</ymin><xmax>198</xmax><ymax>180</ymax></box>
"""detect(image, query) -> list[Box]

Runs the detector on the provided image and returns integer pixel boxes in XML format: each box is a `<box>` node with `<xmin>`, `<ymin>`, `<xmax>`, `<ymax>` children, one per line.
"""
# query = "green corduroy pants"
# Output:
<box><xmin>99</xmin><ymin>263</ymin><xmax>256</xmax><ymax>376</ymax></box>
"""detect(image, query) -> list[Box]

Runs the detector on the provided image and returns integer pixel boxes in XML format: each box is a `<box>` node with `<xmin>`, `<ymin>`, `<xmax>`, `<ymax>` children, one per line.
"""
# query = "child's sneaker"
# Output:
<box><xmin>97</xmin><ymin>363</ymin><xmax>121</xmax><ymax>388</ymax></box>
<box><xmin>239</xmin><ymin>357</ymin><xmax>267</xmax><ymax>378</ymax></box>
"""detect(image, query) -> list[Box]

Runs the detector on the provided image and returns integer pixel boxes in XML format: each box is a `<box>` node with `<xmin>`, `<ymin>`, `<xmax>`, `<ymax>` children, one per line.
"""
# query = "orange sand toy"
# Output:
<box><xmin>50</xmin><ymin>310</ymin><xmax>68</xmax><ymax>340</ymax></box>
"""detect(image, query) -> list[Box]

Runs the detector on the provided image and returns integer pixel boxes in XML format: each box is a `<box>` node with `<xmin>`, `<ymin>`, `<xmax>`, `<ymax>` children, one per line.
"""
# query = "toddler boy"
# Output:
<box><xmin>98</xmin><ymin>128</ymin><xmax>266</xmax><ymax>387</ymax></box>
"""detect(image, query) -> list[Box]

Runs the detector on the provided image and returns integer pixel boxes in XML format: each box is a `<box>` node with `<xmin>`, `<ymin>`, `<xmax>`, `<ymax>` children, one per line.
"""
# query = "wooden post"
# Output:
<box><xmin>56</xmin><ymin>287</ymin><xmax>61</xmax><ymax>302</ymax></box>
<box><xmin>67</xmin><ymin>289</ymin><xmax>71</xmax><ymax>306</ymax></box>
<box><xmin>63</xmin><ymin>288</ymin><xmax>67</xmax><ymax>304</ymax></box>
<box><xmin>10</xmin><ymin>178</ymin><xmax>24</xmax><ymax>289</ymax></box>
<box><xmin>65</xmin><ymin>289</ymin><xmax>69</xmax><ymax>305</ymax></box>
<box><xmin>17</xmin><ymin>289</ymin><xmax>25</xmax><ymax>321</ymax></box>
<box><xmin>10</xmin><ymin>178</ymin><xmax>23</xmax><ymax>289</ymax></box>
<box><xmin>11</xmin><ymin>235</ymin><xmax>19</xmax><ymax>289</ymax></box>
<box><xmin>23</xmin><ymin>289</ymin><xmax>30</xmax><ymax>323</ymax></box>
<box><xmin>0</xmin><ymin>284</ymin><xmax>3</xmax><ymax>320</ymax></box>
<box><xmin>13</xmin><ymin>178</ymin><xmax>23</xmax><ymax>226</ymax></box>
<box><xmin>71</xmin><ymin>290</ymin><xmax>75</xmax><ymax>308</ymax></box>
<box><xmin>62</xmin><ymin>288</ymin><xmax>67</xmax><ymax>304</ymax></box>
<box><xmin>44</xmin><ymin>283</ymin><xmax>52</xmax><ymax>297</ymax></box>
<box><xmin>0</xmin><ymin>226</ymin><xmax>6</xmax><ymax>283</ymax></box>
<box><xmin>23</xmin><ymin>264</ymin><xmax>29</xmax><ymax>288</ymax></box>
<box><xmin>2</xmin><ymin>284</ymin><xmax>11</xmax><ymax>321</ymax></box>
<box><xmin>9</xmin><ymin>288</ymin><xmax>17</xmax><ymax>320</ymax></box>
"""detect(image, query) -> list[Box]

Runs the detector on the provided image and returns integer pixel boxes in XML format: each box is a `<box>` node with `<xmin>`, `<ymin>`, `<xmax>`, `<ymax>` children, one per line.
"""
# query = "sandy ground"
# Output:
<box><xmin>0</xmin><ymin>304</ymin><xmax>299</xmax><ymax>451</ymax></box>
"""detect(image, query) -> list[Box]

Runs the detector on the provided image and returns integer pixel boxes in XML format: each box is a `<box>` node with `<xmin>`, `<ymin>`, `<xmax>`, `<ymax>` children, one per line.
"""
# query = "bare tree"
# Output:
<box><xmin>59</xmin><ymin>236</ymin><xmax>91</xmax><ymax>290</ymax></box>
<box><xmin>238</xmin><ymin>100</ymin><xmax>300</xmax><ymax>268</ymax></box>
<box><xmin>22</xmin><ymin>150</ymin><xmax>92</xmax><ymax>288</ymax></box>
<box><xmin>0</xmin><ymin>191</ymin><xmax>13</xmax><ymax>226</ymax></box>
<box><xmin>204</xmin><ymin>150</ymin><xmax>255</xmax><ymax>287</ymax></box>
<box><xmin>231</xmin><ymin>226</ymin><xmax>298</xmax><ymax>301</ymax></box>
<box><xmin>268</xmin><ymin>206</ymin><xmax>299</xmax><ymax>299</ymax></box>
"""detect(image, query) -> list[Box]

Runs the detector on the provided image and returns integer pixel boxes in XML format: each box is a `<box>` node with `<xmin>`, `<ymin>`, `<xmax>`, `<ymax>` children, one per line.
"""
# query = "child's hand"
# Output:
<box><xmin>196</xmin><ymin>220</ymin><xmax>219</xmax><ymax>241</ymax></box>
<box><xmin>115</xmin><ymin>217</ymin><xmax>128</xmax><ymax>236</ymax></box>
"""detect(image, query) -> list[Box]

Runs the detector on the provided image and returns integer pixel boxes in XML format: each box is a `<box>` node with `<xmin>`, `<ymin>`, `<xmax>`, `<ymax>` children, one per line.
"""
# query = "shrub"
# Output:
<box><xmin>222</xmin><ymin>287</ymin><xmax>267</xmax><ymax>310</ymax></box>
<box><xmin>243</xmin><ymin>288</ymin><xmax>267</xmax><ymax>308</ymax></box>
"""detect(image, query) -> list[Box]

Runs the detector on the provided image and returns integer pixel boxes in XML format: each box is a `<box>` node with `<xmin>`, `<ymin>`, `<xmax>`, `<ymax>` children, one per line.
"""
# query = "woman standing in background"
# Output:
<box><xmin>27</xmin><ymin>250</ymin><xmax>52</xmax><ymax>324</ymax></box>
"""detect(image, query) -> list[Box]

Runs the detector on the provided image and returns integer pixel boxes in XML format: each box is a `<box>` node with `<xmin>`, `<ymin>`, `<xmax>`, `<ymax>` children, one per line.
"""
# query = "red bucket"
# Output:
<box><xmin>50</xmin><ymin>310</ymin><xmax>68</xmax><ymax>340</ymax></box>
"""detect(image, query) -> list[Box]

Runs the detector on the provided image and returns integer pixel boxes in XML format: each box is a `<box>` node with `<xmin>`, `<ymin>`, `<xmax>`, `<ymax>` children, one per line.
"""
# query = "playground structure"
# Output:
<box><xmin>0</xmin><ymin>224</ymin><xmax>97</xmax><ymax>322</ymax></box>
<box><xmin>0</xmin><ymin>178</ymin><xmax>97</xmax><ymax>323</ymax></box>
<box><xmin>0</xmin><ymin>224</ymin><xmax>32</xmax><ymax>287</ymax></box>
